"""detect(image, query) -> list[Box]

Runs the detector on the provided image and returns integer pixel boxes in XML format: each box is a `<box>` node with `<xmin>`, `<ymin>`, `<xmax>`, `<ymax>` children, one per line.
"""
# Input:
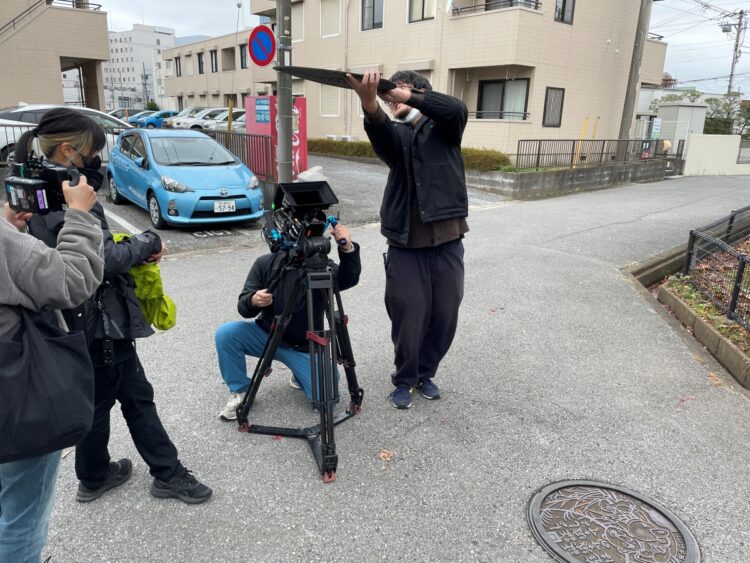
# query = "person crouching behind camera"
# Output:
<box><xmin>215</xmin><ymin>223</ymin><xmax>360</xmax><ymax>419</ymax></box>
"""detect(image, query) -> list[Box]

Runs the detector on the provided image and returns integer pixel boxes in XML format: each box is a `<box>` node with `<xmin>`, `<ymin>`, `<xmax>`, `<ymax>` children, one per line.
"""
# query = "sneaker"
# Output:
<box><xmin>418</xmin><ymin>379</ymin><xmax>441</xmax><ymax>400</ymax></box>
<box><xmin>76</xmin><ymin>458</ymin><xmax>133</xmax><ymax>502</ymax></box>
<box><xmin>389</xmin><ymin>386</ymin><xmax>413</xmax><ymax>409</ymax></box>
<box><xmin>150</xmin><ymin>469</ymin><xmax>212</xmax><ymax>504</ymax></box>
<box><xmin>289</xmin><ymin>374</ymin><xmax>302</xmax><ymax>390</ymax></box>
<box><xmin>219</xmin><ymin>392</ymin><xmax>244</xmax><ymax>421</ymax></box>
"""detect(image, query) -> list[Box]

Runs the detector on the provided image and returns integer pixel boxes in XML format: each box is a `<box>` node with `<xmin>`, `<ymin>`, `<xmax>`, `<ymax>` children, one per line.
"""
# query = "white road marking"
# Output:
<box><xmin>103</xmin><ymin>208</ymin><xmax>140</xmax><ymax>235</ymax></box>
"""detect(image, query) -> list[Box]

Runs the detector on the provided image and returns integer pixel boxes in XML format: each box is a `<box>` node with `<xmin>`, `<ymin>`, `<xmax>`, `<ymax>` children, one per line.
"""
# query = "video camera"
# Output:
<box><xmin>262</xmin><ymin>181</ymin><xmax>340</xmax><ymax>260</ymax></box>
<box><xmin>4</xmin><ymin>157</ymin><xmax>81</xmax><ymax>214</ymax></box>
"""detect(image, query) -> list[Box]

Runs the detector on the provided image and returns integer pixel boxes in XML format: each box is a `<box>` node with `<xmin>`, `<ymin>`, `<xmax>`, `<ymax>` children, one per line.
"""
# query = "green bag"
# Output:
<box><xmin>113</xmin><ymin>233</ymin><xmax>177</xmax><ymax>331</ymax></box>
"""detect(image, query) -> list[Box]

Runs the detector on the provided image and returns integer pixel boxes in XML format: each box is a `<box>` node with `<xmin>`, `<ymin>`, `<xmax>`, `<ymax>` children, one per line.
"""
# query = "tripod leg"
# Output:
<box><xmin>236</xmin><ymin>270</ymin><xmax>308</xmax><ymax>429</ymax></box>
<box><xmin>333</xmin><ymin>288</ymin><xmax>364</xmax><ymax>413</ymax></box>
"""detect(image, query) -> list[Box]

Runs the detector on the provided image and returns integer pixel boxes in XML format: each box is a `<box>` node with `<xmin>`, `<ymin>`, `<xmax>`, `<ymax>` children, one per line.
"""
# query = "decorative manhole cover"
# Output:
<box><xmin>527</xmin><ymin>480</ymin><xmax>700</xmax><ymax>562</ymax></box>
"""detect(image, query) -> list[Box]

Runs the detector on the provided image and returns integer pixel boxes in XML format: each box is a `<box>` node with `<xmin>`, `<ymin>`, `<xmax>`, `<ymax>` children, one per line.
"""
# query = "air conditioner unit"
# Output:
<box><xmin>325</xmin><ymin>134</ymin><xmax>341</xmax><ymax>141</ymax></box>
<box><xmin>340</xmin><ymin>135</ymin><xmax>357</xmax><ymax>142</ymax></box>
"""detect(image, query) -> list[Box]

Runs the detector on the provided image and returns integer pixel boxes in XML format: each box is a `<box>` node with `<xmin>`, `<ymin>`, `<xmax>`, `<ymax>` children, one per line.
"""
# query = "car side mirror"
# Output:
<box><xmin>134</xmin><ymin>156</ymin><xmax>146</xmax><ymax>168</ymax></box>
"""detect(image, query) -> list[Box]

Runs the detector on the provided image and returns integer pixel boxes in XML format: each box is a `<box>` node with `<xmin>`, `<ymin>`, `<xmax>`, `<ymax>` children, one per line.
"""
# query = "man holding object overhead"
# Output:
<box><xmin>345</xmin><ymin>70</ymin><xmax>469</xmax><ymax>410</ymax></box>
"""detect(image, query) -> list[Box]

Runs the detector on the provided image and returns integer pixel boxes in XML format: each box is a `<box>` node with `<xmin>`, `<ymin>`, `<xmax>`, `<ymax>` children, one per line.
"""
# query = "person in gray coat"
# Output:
<box><xmin>0</xmin><ymin>178</ymin><xmax>103</xmax><ymax>563</ymax></box>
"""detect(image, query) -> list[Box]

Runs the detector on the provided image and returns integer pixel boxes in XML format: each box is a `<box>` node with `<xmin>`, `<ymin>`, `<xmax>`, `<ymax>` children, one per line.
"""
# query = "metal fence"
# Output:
<box><xmin>452</xmin><ymin>0</ymin><xmax>541</xmax><ymax>15</ymax></box>
<box><xmin>738</xmin><ymin>139</ymin><xmax>750</xmax><ymax>164</ymax></box>
<box><xmin>0</xmin><ymin>124</ymin><xmax>122</xmax><ymax>166</ymax></box>
<box><xmin>205</xmin><ymin>130</ymin><xmax>276</xmax><ymax>182</ymax></box>
<box><xmin>683</xmin><ymin>205</ymin><xmax>750</xmax><ymax>329</ymax></box>
<box><xmin>516</xmin><ymin>138</ymin><xmax>683</xmax><ymax>171</ymax></box>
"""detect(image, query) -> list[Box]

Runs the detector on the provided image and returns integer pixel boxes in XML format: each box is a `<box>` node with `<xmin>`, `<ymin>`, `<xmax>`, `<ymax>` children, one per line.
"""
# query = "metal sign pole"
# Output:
<box><xmin>276</xmin><ymin>0</ymin><xmax>293</xmax><ymax>184</ymax></box>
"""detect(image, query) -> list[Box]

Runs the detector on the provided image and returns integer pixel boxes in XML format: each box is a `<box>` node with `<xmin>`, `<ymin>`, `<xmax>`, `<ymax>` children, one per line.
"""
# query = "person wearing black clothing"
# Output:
<box><xmin>214</xmin><ymin>223</ymin><xmax>360</xmax><ymax>420</ymax></box>
<box><xmin>346</xmin><ymin>70</ymin><xmax>469</xmax><ymax>410</ymax></box>
<box><xmin>22</xmin><ymin>112</ymin><xmax>211</xmax><ymax>505</ymax></box>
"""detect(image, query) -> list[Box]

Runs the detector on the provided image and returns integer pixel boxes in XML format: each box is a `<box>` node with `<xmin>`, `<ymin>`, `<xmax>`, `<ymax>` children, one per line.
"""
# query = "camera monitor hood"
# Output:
<box><xmin>273</xmin><ymin>181</ymin><xmax>339</xmax><ymax>213</ymax></box>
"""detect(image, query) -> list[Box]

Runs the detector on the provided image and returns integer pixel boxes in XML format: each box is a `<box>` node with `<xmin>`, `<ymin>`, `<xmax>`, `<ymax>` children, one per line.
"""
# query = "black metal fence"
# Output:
<box><xmin>516</xmin><ymin>138</ymin><xmax>684</xmax><ymax>171</ymax></box>
<box><xmin>683</xmin><ymin>205</ymin><xmax>750</xmax><ymax>329</ymax></box>
<box><xmin>205</xmin><ymin>130</ymin><xmax>276</xmax><ymax>182</ymax></box>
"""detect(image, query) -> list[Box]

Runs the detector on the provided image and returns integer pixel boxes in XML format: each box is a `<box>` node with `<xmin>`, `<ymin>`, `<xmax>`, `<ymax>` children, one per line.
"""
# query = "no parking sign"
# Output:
<box><xmin>248</xmin><ymin>25</ymin><xmax>276</xmax><ymax>67</ymax></box>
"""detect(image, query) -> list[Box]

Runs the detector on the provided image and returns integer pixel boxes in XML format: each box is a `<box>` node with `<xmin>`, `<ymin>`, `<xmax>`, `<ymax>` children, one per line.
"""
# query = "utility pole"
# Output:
<box><xmin>619</xmin><ymin>0</ymin><xmax>653</xmax><ymax>140</ymax></box>
<box><xmin>276</xmin><ymin>0</ymin><xmax>293</xmax><ymax>183</ymax></box>
<box><xmin>726</xmin><ymin>10</ymin><xmax>746</xmax><ymax>96</ymax></box>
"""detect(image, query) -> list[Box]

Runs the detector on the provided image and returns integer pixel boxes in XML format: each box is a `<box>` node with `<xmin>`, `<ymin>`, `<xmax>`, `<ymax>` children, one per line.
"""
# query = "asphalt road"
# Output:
<box><xmin>40</xmin><ymin>172</ymin><xmax>750</xmax><ymax>562</ymax></box>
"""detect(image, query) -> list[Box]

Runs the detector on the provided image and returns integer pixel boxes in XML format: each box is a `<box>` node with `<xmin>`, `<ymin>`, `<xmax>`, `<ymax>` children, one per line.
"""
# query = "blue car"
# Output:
<box><xmin>127</xmin><ymin>110</ymin><xmax>155</xmax><ymax>125</ymax></box>
<box><xmin>138</xmin><ymin>110</ymin><xmax>178</xmax><ymax>129</ymax></box>
<box><xmin>106</xmin><ymin>129</ymin><xmax>264</xmax><ymax>229</ymax></box>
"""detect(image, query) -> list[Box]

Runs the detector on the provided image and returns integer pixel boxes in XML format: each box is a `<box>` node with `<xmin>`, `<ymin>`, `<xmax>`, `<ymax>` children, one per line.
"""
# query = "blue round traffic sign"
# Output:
<box><xmin>249</xmin><ymin>25</ymin><xmax>276</xmax><ymax>67</ymax></box>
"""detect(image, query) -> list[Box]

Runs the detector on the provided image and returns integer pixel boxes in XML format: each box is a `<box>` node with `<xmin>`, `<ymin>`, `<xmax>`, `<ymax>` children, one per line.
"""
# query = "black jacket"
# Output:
<box><xmin>28</xmin><ymin>202</ymin><xmax>162</xmax><ymax>344</ymax></box>
<box><xmin>237</xmin><ymin>244</ymin><xmax>361</xmax><ymax>347</ymax></box>
<box><xmin>363</xmin><ymin>90</ymin><xmax>469</xmax><ymax>245</ymax></box>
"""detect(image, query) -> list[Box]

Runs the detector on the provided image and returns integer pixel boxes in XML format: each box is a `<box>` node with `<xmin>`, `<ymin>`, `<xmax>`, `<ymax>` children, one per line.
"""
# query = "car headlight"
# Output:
<box><xmin>161</xmin><ymin>176</ymin><xmax>195</xmax><ymax>193</ymax></box>
<box><xmin>247</xmin><ymin>175</ymin><xmax>259</xmax><ymax>189</ymax></box>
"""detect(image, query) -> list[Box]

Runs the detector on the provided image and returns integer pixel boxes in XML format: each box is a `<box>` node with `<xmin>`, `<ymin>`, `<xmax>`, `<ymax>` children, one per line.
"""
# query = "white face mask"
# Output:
<box><xmin>394</xmin><ymin>108</ymin><xmax>421</xmax><ymax>124</ymax></box>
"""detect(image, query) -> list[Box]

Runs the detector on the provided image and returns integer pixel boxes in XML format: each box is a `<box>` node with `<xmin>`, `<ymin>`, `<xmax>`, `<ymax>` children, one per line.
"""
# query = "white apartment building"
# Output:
<box><xmin>102</xmin><ymin>24</ymin><xmax>176</xmax><ymax>110</ymax></box>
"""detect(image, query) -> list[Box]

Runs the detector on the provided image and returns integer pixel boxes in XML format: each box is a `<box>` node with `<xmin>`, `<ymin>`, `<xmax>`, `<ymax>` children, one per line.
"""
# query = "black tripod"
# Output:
<box><xmin>235</xmin><ymin>249</ymin><xmax>364</xmax><ymax>483</ymax></box>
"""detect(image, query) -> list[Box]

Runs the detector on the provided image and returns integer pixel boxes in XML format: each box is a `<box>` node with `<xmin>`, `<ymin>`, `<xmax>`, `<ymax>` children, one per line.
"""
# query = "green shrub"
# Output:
<box><xmin>500</xmin><ymin>164</ymin><xmax>516</xmax><ymax>173</ymax></box>
<box><xmin>307</xmin><ymin>138</ymin><xmax>511</xmax><ymax>171</ymax></box>
<box><xmin>145</xmin><ymin>101</ymin><xmax>160</xmax><ymax>111</ymax></box>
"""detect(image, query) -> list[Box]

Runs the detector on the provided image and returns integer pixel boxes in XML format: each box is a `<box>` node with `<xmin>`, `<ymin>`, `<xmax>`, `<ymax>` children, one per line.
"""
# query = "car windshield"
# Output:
<box><xmin>149</xmin><ymin>136</ymin><xmax>238</xmax><ymax>166</ymax></box>
<box><xmin>175</xmin><ymin>108</ymin><xmax>192</xmax><ymax>117</ymax></box>
<box><xmin>189</xmin><ymin>108</ymin><xmax>208</xmax><ymax>117</ymax></box>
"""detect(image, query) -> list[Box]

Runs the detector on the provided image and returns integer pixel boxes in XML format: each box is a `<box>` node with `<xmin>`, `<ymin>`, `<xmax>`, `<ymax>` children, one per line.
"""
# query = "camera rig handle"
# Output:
<box><xmin>326</xmin><ymin>216</ymin><xmax>348</xmax><ymax>247</ymax></box>
<box><xmin>67</xmin><ymin>169</ymin><xmax>81</xmax><ymax>187</ymax></box>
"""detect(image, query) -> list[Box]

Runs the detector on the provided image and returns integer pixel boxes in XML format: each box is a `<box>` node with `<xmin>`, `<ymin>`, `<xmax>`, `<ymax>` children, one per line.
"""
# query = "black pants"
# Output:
<box><xmin>384</xmin><ymin>238</ymin><xmax>465</xmax><ymax>389</ymax></box>
<box><xmin>75</xmin><ymin>340</ymin><xmax>183</xmax><ymax>488</ymax></box>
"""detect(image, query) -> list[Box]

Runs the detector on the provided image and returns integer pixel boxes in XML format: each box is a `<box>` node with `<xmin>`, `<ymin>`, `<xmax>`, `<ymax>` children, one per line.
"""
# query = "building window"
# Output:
<box><xmin>362</xmin><ymin>0</ymin><xmax>383</xmax><ymax>30</ymax></box>
<box><xmin>239</xmin><ymin>44</ymin><xmax>248</xmax><ymax>69</ymax></box>
<box><xmin>321</xmin><ymin>0</ymin><xmax>341</xmax><ymax>37</ymax></box>
<box><xmin>292</xmin><ymin>2</ymin><xmax>304</xmax><ymax>41</ymax></box>
<box><xmin>409</xmin><ymin>0</ymin><xmax>435</xmax><ymax>23</ymax></box>
<box><xmin>477</xmin><ymin>79</ymin><xmax>529</xmax><ymax>120</ymax></box>
<box><xmin>156</xmin><ymin>39</ymin><xmax>161</xmax><ymax>45</ymax></box>
<box><xmin>210</xmin><ymin>50</ymin><xmax>218</xmax><ymax>73</ymax></box>
<box><xmin>197</xmin><ymin>53</ymin><xmax>205</xmax><ymax>74</ymax></box>
<box><xmin>177</xmin><ymin>96</ymin><xmax>184</xmax><ymax>110</ymax></box>
<box><xmin>320</xmin><ymin>84</ymin><xmax>340</xmax><ymax>116</ymax></box>
<box><xmin>555</xmin><ymin>0</ymin><xmax>574</xmax><ymax>24</ymax></box>
<box><xmin>174</xmin><ymin>57</ymin><xmax>181</xmax><ymax>77</ymax></box>
<box><xmin>543</xmin><ymin>87</ymin><xmax>565</xmax><ymax>127</ymax></box>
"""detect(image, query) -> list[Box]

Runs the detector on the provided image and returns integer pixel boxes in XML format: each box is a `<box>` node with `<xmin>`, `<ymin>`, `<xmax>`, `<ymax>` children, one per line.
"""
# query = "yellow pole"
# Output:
<box><xmin>227</xmin><ymin>99</ymin><xmax>234</xmax><ymax>131</ymax></box>
<box><xmin>573</xmin><ymin>117</ymin><xmax>589</xmax><ymax>168</ymax></box>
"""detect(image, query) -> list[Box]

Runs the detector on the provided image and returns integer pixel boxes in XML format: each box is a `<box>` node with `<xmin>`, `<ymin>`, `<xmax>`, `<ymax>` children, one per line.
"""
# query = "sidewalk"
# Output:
<box><xmin>47</xmin><ymin>174</ymin><xmax>750</xmax><ymax>562</ymax></box>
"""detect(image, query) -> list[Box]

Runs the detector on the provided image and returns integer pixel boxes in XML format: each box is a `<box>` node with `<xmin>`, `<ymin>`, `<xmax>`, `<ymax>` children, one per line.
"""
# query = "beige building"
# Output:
<box><xmin>0</xmin><ymin>0</ymin><xmax>109</xmax><ymax>109</ymax></box>
<box><xmin>164</xmin><ymin>0</ymin><xmax>667</xmax><ymax>155</ymax></box>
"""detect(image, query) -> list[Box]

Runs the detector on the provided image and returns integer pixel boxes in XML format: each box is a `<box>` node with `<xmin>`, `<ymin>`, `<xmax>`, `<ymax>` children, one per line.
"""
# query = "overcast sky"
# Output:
<box><xmin>101</xmin><ymin>0</ymin><xmax>750</xmax><ymax>95</ymax></box>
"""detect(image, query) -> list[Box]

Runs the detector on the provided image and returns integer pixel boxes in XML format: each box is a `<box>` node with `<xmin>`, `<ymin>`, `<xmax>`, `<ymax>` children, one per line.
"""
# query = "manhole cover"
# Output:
<box><xmin>527</xmin><ymin>480</ymin><xmax>700</xmax><ymax>562</ymax></box>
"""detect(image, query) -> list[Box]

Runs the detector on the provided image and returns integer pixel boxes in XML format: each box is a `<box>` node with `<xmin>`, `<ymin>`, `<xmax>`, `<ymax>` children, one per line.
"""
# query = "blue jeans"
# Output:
<box><xmin>215</xmin><ymin>320</ymin><xmax>338</xmax><ymax>402</ymax></box>
<box><xmin>0</xmin><ymin>451</ymin><xmax>62</xmax><ymax>563</ymax></box>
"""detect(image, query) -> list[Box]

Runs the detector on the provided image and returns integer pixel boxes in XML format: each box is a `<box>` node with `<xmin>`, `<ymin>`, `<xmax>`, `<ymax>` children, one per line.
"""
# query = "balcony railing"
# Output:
<box><xmin>0</xmin><ymin>0</ymin><xmax>101</xmax><ymax>40</ymax></box>
<box><xmin>470</xmin><ymin>110</ymin><xmax>530</xmax><ymax>120</ymax></box>
<box><xmin>452</xmin><ymin>0</ymin><xmax>541</xmax><ymax>16</ymax></box>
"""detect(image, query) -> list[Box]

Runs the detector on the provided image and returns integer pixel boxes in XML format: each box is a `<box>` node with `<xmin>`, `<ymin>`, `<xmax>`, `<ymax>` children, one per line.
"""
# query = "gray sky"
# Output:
<box><xmin>651</xmin><ymin>0</ymin><xmax>750</xmax><ymax>94</ymax></box>
<box><xmin>101</xmin><ymin>0</ymin><xmax>750</xmax><ymax>95</ymax></box>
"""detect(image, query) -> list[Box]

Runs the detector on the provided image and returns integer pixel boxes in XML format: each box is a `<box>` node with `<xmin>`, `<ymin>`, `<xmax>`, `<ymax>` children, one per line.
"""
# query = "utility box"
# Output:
<box><xmin>245</xmin><ymin>96</ymin><xmax>308</xmax><ymax>179</ymax></box>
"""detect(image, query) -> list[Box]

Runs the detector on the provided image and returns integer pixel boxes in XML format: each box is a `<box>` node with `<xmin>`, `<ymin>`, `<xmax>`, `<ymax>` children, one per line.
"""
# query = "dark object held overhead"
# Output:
<box><xmin>273</xmin><ymin>66</ymin><xmax>398</xmax><ymax>92</ymax></box>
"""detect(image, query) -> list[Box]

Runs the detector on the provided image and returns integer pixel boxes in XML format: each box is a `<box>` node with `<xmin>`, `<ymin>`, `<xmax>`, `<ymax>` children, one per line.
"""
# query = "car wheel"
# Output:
<box><xmin>1</xmin><ymin>143</ymin><xmax>15</xmax><ymax>166</ymax></box>
<box><xmin>107</xmin><ymin>175</ymin><xmax>125</xmax><ymax>205</ymax></box>
<box><xmin>147</xmin><ymin>123</ymin><xmax>156</xmax><ymax>128</ymax></box>
<box><xmin>148</xmin><ymin>192</ymin><xmax>168</xmax><ymax>229</ymax></box>
<box><xmin>190</xmin><ymin>125</ymin><xmax>202</xmax><ymax>129</ymax></box>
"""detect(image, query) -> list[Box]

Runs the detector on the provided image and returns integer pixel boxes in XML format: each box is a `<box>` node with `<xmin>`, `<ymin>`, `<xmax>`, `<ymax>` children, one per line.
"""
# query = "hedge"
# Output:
<box><xmin>307</xmin><ymin>138</ymin><xmax>511</xmax><ymax>172</ymax></box>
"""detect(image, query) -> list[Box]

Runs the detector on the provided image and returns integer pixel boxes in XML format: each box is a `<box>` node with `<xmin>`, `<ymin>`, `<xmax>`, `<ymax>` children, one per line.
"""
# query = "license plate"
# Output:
<box><xmin>214</xmin><ymin>200</ymin><xmax>236</xmax><ymax>213</ymax></box>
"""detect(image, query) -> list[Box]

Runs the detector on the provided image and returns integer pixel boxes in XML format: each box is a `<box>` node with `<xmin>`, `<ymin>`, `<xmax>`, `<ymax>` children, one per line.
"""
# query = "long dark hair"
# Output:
<box><xmin>14</xmin><ymin>108</ymin><xmax>106</xmax><ymax>164</ymax></box>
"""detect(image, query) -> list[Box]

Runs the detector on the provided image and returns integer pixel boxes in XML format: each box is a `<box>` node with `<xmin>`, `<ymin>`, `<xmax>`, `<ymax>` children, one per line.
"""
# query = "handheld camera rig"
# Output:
<box><xmin>4</xmin><ymin>157</ymin><xmax>81</xmax><ymax>214</ymax></box>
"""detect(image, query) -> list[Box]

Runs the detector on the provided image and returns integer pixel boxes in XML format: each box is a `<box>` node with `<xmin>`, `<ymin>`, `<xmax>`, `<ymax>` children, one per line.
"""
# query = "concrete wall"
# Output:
<box><xmin>683</xmin><ymin>134</ymin><xmax>750</xmax><ymax>176</ymax></box>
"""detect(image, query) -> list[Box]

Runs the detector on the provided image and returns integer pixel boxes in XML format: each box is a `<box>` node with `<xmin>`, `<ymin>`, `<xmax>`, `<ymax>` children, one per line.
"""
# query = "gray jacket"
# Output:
<box><xmin>0</xmin><ymin>208</ymin><xmax>104</xmax><ymax>339</ymax></box>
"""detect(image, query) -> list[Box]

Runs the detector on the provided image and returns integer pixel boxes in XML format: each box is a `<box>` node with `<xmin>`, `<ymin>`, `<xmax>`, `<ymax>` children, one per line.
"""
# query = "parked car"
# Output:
<box><xmin>137</xmin><ymin>110</ymin><xmax>179</xmax><ymax>129</ymax></box>
<box><xmin>0</xmin><ymin>104</ymin><xmax>131</xmax><ymax>165</ymax></box>
<box><xmin>166</xmin><ymin>107</ymin><xmax>208</xmax><ymax>128</ymax></box>
<box><xmin>106</xmin><ymin>128</ymin><xmax>263</xmax><ymax>229</ymax></box>
<box><xmin>175</xmin><ymin>108</ymin><xmax>228</xmax><ymax>129</ymax></box>
<box><xmin>231</xmin><ymin>114</ymin><xmax>247</xmax><ymax>133</ymax></box>
<box><xmin>127</xmin><ymin>111</ymin><xmax>155</xmax><ymax>125</ymax></box>
<box><xmin>205</xmin><ymin>109</ymin><xmax>246</xmax><ymax>131</ymax></box>
<box><xmin>109</xmin><ymin>107</ymin><xmax>144</xmax><ymax>120</ymax></box>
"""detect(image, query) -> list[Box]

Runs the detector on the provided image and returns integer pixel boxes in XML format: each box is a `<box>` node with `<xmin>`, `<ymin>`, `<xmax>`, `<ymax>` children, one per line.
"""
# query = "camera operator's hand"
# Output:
<box><xmin>251</xmin><ymin>289</ymin><xmax>273</xmax><ymax>308</ymax></box>
<box><xmin>330</xmin><ymin>223</ymin><xmax>353</xmax><ymax>252</ymax></box>
<box><xmin>63</xmin><ymin>175</ymin><xmax>97</xmax><ymax>212</ymax></box>
<box><xmin>146</xmin><ymin>241</ymin><xmax>167</xmax><ymax>264</ymax></box>
<box><xmin>345</xmin><ymin>70</ymin><xmax>380</xmax><ymax>115</ymax></box>
<box><xmin>3</xmin><ymin>203</ymin><xmax>32</xmax><ymax>232</ymax></box>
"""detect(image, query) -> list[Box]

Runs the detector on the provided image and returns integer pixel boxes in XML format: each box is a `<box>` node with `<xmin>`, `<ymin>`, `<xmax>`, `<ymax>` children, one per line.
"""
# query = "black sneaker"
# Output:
<box><xmin>389</xmin><ymin>386</ymin><xmax>413</xmax><ymax>409</ymax></box>
<box><xmin>76</xmin><ymin>458</ymin><xmax>133</xmax><ymax>503</ymax></box>
<box><xmin>150</xmin><ymin>469</ymin><xmax>212</xmax><ymax>504</ymax></box>
<box><xmin>418</xmin><ymin>379</ymin><xmax>441</xmax><ymax>400</ymax></box>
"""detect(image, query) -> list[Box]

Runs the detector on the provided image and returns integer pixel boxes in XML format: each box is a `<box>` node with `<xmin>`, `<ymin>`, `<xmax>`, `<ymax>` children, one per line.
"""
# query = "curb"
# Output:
<box><xmin>657</xmin><ymin>286</ymin><xmax>750</xmax><ymax>389</ymax></box>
